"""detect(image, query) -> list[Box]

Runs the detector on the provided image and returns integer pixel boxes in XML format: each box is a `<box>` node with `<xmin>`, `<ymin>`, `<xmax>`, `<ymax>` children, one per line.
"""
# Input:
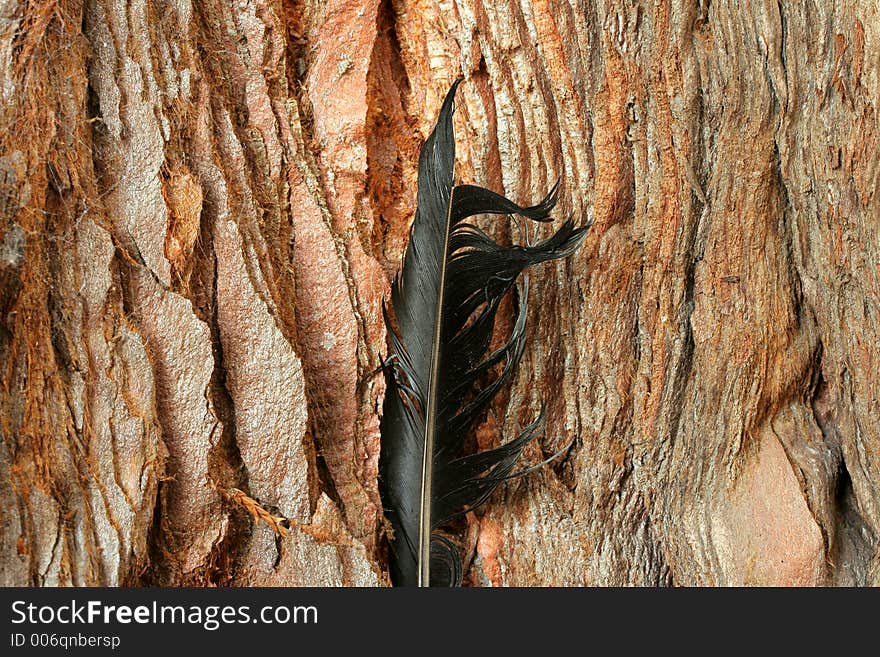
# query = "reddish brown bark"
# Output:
<box><xmin>1</xmin><ymin>0</ymin><xmax>878</xmax><ymax>586</ymax></box>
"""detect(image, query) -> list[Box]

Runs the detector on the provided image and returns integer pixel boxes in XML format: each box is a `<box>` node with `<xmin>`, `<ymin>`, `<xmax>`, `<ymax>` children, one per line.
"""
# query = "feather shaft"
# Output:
<box><xmin>418</xmin><ymin>186</ymin><xmax>456</xmax><ymax>586</ymax></box>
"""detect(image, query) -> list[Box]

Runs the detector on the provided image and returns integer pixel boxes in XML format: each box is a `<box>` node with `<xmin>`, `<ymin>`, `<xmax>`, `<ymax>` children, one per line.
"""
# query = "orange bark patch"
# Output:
<box><xmin>476</xmin><ymin>517</ymin><xmax>504</xmax><ymax>587</ymax></box>
<box><xmin>592</xmin><ymin>45</ymin><xmax>634</xmax><ymax>231</ymax></box>
<box><xmin>161</xmin><ymin>169</ymin><xmax>203</xmax><ymax>283</ymax></box>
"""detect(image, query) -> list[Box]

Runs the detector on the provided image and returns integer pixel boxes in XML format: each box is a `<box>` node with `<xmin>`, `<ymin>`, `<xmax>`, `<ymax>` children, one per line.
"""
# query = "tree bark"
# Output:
<box><xmin>1</xmin><ymin>0</ymin><xmax>878</xmax><ymax>586</ymax></box>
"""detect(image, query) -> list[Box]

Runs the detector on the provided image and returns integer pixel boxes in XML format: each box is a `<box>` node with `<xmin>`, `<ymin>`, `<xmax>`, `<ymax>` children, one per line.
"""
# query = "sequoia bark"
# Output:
<box><xmin>0</xmin><ymin>0</ymin><xmax>877</xmax><ymax>586</ymax></box>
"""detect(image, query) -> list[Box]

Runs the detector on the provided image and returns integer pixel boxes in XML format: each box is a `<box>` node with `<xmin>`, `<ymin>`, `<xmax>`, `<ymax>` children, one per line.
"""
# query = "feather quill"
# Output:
<box><xmin>380</xmin><ymin>80</ymin><xmax>589</xmax><ymax>586</ymax></box>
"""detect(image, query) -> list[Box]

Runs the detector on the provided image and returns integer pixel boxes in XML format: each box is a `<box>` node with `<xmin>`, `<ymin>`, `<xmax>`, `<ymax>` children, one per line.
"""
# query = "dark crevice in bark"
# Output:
<box><xmin>39</xmin><ymin>510</ymin><xmax>64</xmax><ymax>586</ymax></box>
<box><xmin>662</xmin><ymin>227</ymin><xmax>699</xmax><ymax>457</ymax></box>
<box><xmin>311</xmin><ymin>443</ymin><xmax>345</xmax><ymax>521</ymax></box>
<box><xmin>111</xmin><ymin>251</ymin><xmax>175</xmax><ymax>586</ymax></box>
<box><xmin>45</xmin><ymin>259</ymin><xmax>73</xmax><ymax>390</ymax></box>
<box><xmin>632</xmin><ymin>263</ymin><xmax>644</xmax><ymax>364</ymax></box>
<box><xmin>776</xmin><ymin>0</ymin><xmax>789</xmax><ymax>98</ymax></box>
<box><xmin>645</xmin><ymin>509</ymin><xmax>674</xmax><ymax>587</ymax></box>
<box><xmin>828</xmin><ymin>460</ymin><xmax>876</xmax><ymax>585</ymax></box>
<box><xmin>136</xmin><ymin>485</ymin><xmax>166</xmax><ymax>585</ymax></box>
<box><xmin>471</xmin><ymin>54</ymin><xmax>504</xmax><ymax>193</ymax></box>
<box><xmin>200</xmin><ymin>246</ymin><xmax>253</xmax><ymax>585</ymax></box>
<box><xmin>772</xmin><ymin>142</ymin><xmax>803</xmax><ymax>320</ymax></box>
<box><xmin>810</xmin><ymin>359</ymin><xmax>877</xmax><ymax>584</ymax></box>
<box><xmin>281</xmin><ymin>0</ymin><xmax>318</xmax><ymax>176</ymax></box>
<box><xmin>197</xmin><ymin>7</ymin><xmax>286</xmax><ymax>322</ymax></box>
<box><xmin>788</xmin><ymin>338</ymin><xmax>835</xmax><ymax>563</ymax></box>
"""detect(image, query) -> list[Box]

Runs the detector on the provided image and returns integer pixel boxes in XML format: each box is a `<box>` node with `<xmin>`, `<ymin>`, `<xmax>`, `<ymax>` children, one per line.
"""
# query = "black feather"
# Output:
<box><xmin>380</xmin><ymin>79</ymin><xmax>589</xmax><ymax>586</ymax></box>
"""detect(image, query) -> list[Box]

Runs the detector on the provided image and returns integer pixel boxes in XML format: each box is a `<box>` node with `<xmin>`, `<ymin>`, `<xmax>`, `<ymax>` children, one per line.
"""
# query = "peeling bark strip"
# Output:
<box><xmin>0</xmin><ymin>0</ymin><xmax>878</xmax><ymax>586</ymax></box>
